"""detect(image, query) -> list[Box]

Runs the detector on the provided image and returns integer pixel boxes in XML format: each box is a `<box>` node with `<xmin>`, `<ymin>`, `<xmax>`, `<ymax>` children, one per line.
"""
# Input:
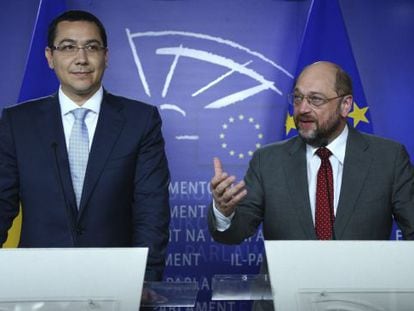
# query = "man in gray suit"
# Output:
<box><xmin>208</xmin><ymin>61</ymin><xmax>414</xmax><ymax>310</ymax></box>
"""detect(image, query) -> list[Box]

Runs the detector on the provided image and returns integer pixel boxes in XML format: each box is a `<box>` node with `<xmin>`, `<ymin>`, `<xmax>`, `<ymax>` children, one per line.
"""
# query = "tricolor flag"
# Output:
<box><xmin>285</xmin><ymin>0</ymin><xmax>372</xmax><ymax>138</ymax></box>
<box><xmin>3</xmin><ymin>0</ymin><xmax>66</xmax><ymax>247</ymax></box>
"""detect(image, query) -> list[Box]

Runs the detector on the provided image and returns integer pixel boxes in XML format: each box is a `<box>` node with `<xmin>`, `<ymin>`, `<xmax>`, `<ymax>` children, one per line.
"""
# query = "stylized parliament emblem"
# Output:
<box><xmin>126</xmin><ymin>29</ymin><xmax>293</xmax><ymax>161</ymax></box>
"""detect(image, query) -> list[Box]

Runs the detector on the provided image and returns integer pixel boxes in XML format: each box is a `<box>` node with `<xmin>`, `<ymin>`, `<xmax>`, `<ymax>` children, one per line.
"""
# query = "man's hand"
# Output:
<box><xmin>210</xmin><ymin>157</ymin><xmax>247</xmax><ymax>217</ymax></box>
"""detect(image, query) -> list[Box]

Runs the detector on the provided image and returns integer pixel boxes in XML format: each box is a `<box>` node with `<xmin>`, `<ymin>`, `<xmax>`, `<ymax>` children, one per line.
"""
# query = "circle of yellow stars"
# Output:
<box><xmin>220</xmin><ymin>114</ymin><xmax>263</xmax><ymax>159</ymax></box>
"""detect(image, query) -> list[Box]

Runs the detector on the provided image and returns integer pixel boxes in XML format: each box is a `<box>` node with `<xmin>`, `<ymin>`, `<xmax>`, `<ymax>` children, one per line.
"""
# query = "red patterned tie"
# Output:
<box><xmin>315</xmin><ymin>147</ymin><xmax>334</xmax><ymax>240</ymax></box>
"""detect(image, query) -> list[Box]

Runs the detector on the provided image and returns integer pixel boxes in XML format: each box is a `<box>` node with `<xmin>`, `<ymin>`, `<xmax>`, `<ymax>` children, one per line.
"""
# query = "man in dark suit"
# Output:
<box><xmin>0</xmin><ymin>10</ymin><xmax>170</xmax><ymax>282</ymax></box>
<box><xmin>209</xmin><ymin>61</ymin><xmax>414</xmax><ymax>310</ymax></box>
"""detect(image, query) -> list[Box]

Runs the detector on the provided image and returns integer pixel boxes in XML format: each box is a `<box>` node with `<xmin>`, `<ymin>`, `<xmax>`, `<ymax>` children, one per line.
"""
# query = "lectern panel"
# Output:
<box><xmin>0</xmin><ymin>248</ymin><xmax>148</xmax><ymax>311</ymax></box>
<box><xmin>265</xmin><ymin>241</ymin><xmax>414</xmax><ymax>311</ymax></box>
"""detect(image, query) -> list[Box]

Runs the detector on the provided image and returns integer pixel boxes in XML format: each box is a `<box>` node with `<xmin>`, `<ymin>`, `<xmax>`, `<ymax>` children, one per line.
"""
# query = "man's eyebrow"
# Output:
<box><xmin>307</xmin><ymin>92</ymin><xmax>325</xmax><ymax>96</ymax></box>
<box><xmin>83</xmin><ymin>39</ymin><xmax>103</xmax><ymax>45</ymax></box>
<box><xmin>293</xmin><ymin>88</ymin><xmax>325</xmax><ymax>96</ymax></box>
<box><xmin>55</xmin><ymin>38</ymin><xmax>102</xmax><ymax>45</ymax></box>
<box><xmin>55</xmin><ymin>38</ymin><xmax>76</xmax><ymax>45</ymax></box>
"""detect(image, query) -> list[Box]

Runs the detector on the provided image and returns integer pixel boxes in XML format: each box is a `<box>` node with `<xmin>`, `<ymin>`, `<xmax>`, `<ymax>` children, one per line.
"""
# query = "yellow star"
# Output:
<box><xmin>348</xmin><ymin>102</ymin><xmax>369</xmax><ymax>128</ymax></box>
<box><xmin>285</xmin><ymin>111</ymin><xmax>296</xmax><ymax>136</ymax></box>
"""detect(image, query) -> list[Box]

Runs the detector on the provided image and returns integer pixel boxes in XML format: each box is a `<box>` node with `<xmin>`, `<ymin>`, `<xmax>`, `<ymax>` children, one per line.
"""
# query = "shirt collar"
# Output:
<box><xmin>306</xmin><ymin>124</ymin><xmax>349</xmax><ymax>165</ymax></box>
<box><xmin>59</xmin><ymin>86</ymin><xmax>103</xmax><ymax>116</ymax></box>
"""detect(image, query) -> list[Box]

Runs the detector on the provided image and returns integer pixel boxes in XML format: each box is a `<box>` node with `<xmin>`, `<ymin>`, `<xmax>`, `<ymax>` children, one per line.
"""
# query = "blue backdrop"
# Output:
<box><xmin>1</xmin><ymin>1</ymin><xmax>413</xmax><ymax>310</ymax></box>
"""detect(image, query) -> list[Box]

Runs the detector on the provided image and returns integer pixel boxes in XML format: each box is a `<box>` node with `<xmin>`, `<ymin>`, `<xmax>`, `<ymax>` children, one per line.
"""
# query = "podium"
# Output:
<box><xmin>0</xmin><ymin>248</ymin><xmax>198</xmax><ymax>310</ymax></box>
<box><xmin>265</xmin><ymin>240</ymin><xmax>414</xmax><ymax>311</ymax></box>
<box><xmin>212</xmin><ymin>241</ymin><xmax>414</xmax><ymax>311</ymax></box>
<box><xmin>0</xmin><ymin>248</ymin><xmax>148</xmax><ymax>310</ymax></box>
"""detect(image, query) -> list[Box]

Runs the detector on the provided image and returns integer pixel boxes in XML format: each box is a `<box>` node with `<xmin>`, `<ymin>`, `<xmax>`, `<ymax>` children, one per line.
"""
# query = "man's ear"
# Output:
<box><xmin>45</xmin><ymin>47</ymin><xmax>55</xmax><ymax>69</ymax></box>
<box><xmin>341</xmin><ymin>95</ymin><xmax>353</xmax><ymax>117</ymax></box>
<box><xmin>104</xmin><ymin>48</ymin><xmax>109</xmax><ymax>68</ymax></box>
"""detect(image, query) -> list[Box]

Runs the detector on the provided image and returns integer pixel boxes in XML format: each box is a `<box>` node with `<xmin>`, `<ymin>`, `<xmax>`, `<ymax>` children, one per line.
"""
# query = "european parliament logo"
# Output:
<box><xmin>125</xmin><ymin>29</ymin><xmax>293</xmax><ymax>164</ymax></box>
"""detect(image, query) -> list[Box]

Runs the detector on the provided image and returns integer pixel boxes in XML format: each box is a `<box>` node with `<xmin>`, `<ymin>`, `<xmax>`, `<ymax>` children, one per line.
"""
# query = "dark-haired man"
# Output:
<box><xmin>0</xmin><ymin>10</ymin><xmax>170</xmax><ymax>282</ymax></box>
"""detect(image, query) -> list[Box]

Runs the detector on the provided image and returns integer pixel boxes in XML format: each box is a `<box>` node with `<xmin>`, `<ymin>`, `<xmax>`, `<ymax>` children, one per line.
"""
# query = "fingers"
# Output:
<box><xmin>211</xmin><ymin>157</ymin><xmax>247</xmax><ymax>217</ymax></box>
<box><xmin>214</xmin><ymin>175</ymin><xmax>236</xmax><ymax>197</ymax></box>
<box><xmin>213</xmin><ymin>157</ymin><xmax>223</xmax><ymax>176</ymax></box>
<box><xmin>211</xmin><ymin>157</ymin><xmax>229</xmax><ymax>195</ymax></box>
<box><xmin>217</xmin><ymin>180</ymin><xmax>247</xmax><ymax>217</ymax></box>
<box><xmin>220</xmin><ymin>180</ymin><xmax>246</xmax><ymax>206</ymax></box>
<box><xmin>211</xmin><ymin>157</ymin><xmax>228</xmax><ymax>189</ymax></box>
<box><xmin>222</xmin><ymin>190</ymin><xmax>247</xmax><ymax>215</ymax></box>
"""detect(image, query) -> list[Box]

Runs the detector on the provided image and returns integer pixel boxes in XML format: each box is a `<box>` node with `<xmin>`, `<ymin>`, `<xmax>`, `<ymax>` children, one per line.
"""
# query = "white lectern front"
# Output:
<box><xmin>265</xmin><ymin>241</ymin><xmax>414</xmax><ymax>311</ymax></box>
<box><xmin>0</xmin><ymin>248</ymin><xmax>148</xmax><ymax>311</ymax></box>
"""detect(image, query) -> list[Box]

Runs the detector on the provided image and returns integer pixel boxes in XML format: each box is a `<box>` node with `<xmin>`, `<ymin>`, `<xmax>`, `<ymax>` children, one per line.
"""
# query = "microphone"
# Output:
<box><xmin>51</xmin><ymin>142</ymin><xmax>76</xmax><ymax>245</ymax></box>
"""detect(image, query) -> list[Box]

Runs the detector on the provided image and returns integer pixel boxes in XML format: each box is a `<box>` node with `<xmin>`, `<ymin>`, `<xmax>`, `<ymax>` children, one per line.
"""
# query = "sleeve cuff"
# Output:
<box><xmin>212</xmin><ymin>200</ymin><xmax>235</xmax><ymax>232</ymax></box>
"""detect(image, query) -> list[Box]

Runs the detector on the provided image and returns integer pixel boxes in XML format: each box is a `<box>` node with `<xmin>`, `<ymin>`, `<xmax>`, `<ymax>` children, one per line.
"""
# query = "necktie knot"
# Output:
<box><xmin>71</xmin><ymin>108</ymin><xmax>89</xmax><ymax>121</ymax></box>
<box><xmin>316</xmin><ymin>147</ymin><xmax>332</xmax><ymax>160</ymax></box>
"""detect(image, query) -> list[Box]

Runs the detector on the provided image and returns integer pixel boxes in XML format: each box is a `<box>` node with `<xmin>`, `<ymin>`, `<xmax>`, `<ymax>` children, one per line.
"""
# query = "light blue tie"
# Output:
<box><xmin>68</xmin><ymin>108</ymin><xmax>89</xmax><ymax>208</ymax></box>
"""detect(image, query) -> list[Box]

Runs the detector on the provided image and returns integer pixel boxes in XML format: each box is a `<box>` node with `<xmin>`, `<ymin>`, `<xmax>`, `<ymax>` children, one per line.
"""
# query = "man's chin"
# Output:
<box><xmin>298</xmin><ymin>129</ymin><xmax>327</xmax><ymax>147</ymax></box>
<box><xmin>72</xmin><ymin>85</ymin><xmax>100</xmax><ymax>97</ymax></box>
<box><xmin>298</xmin><ymin>128</ymin><xmax>316</xmax><ymax>141</ymax></box>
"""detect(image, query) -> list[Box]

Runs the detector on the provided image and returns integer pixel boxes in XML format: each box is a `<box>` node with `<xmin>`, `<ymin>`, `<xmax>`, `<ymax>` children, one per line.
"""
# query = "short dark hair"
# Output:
<box><xmin>334</xmin><ymin>64</ymin><xmax>353</xmax><ymax>96</ymax></box>
<box><xmin>47</xmin><ymin>10</ymin><xmax>107</xmax><ymax>48</ymax></box>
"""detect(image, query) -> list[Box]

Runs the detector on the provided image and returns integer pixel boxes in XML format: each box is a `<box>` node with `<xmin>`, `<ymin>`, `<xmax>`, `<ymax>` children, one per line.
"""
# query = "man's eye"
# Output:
<box><xmin>61</xmin><ymin>45</ymin><xmax>76</xmax><ymax>51</ymax></box>
<box><xmin>309</xmin><ymin>96</ymin><xmax>324</xmax><ymax>103</ymax></box>
<box><xmin>86</xmin><ymin>45</ymin><xmax>100</xmax><ymax>51</ymax></box>
<box><xmin>294</xmin><ymin>95</ymin><xmax>303</xmax><ymax>101</ymax></box>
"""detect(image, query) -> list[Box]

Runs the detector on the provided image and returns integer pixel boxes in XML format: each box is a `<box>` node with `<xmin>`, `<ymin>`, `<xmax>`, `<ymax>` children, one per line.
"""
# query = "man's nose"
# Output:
<box><xmin>295</xmin><ymin>98</ymin><xmax>312</xmax><ymax>113</ymax></box>
<box><xmin>74</xmin><ymin>48</ymin><xmax>88</xmax><ymax>64</ymax></box>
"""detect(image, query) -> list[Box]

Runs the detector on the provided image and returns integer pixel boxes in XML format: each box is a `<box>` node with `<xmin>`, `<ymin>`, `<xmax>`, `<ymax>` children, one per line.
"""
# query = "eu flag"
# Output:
<box><xmin>3</xmin><ymin>0</ymin><xmax>66</xmax><ymax>248</ymax></box>
<box><xmin>18</xmin><ymin>0</ymin><xmax>66</xmax><ymax>102</ymax></box>
<box><xmin>285</xmin><ymin>0</ymin><xmax>373</xmax><ymax>138</ymax></box>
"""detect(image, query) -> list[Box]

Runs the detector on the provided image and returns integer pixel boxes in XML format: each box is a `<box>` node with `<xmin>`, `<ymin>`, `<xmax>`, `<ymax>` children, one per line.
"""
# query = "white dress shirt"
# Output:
<box><xmin>307</xmin><ymin>125</ymin><xmax>348</xmax><ymax>223</ymax></box>
<box><xmin>213</xmin><ymin>125</ymin><xmax>349</xmax><ymax>231</ymax></box>
<box><xmin>59</xmin><ymin>86</ymin><xmax>102</xmax><ymax>150</ymax></box>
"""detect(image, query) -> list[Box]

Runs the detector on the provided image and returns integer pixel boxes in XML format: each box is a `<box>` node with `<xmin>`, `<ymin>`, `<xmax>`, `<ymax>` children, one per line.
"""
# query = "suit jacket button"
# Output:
<box><xmin>76</xmin><ymin>227</ymin><xmax>84</xmax><ymax>235</ymax></box>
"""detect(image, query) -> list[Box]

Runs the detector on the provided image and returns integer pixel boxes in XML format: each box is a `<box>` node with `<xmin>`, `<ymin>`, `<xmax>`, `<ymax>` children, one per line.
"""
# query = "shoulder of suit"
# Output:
<box><xmin>356</xmin><ymin>130</ymin><xmax>404</xmax><ymax>150</ymax></box>
<box><xmin>104</xmin><ymin>91</ymin><xmax>156</xmax><ymax>112</ymax></box>
<box><xmin>2</xmin><ymin>94</ymin><xmax>57</xmax><ymax>114</ymax></box>
<box><xmin>258</xmin><ymin>136</ymin><xmax>299</xmax><ymax>152</ymax></box>
<box><xmin>252</xmin><ymin>136</ymin><xmax>300</xmax><ymax>160</ymax></box>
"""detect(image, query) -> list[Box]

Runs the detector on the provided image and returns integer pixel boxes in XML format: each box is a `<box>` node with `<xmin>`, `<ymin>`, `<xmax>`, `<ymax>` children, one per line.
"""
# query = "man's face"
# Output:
<box><xmin>45</xmin><ymin>21</ymin><xmax>108</xmax><ymax>105</ymax></box>
<box><xmin>293</xmin><ymin>63</ymin><xmax>352</xmax><ymax>147</ymax></box>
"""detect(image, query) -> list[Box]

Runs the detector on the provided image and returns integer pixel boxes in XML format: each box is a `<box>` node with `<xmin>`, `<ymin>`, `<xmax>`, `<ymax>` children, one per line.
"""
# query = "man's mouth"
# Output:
<box><xmin>71</xmin><ymin>71</ymin><xmax>92</xmax><ymax>77</ymax></box>
<box><xmin>297</xmin><ymin>117</ymin><xmax>316</xmax><ymax>130</ymax></box>
<box><xmin>298</xmin><ymin>116</ymin><xmax>315</xmax><ymax>123</ymax></box>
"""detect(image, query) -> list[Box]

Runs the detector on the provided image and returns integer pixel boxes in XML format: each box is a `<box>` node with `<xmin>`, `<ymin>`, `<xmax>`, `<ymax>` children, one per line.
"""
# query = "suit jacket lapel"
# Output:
<box><xmin>36</xmin><ymin>94</ymin><xmax>78</xmax><ymax>218</ymax></box>
<box><xmin>78</xmin><ymin>93</ymin><xmax>124</xmax><ymax>217</ymax></box>
<box><xmin>335</xmin><ymin>126</ymin><xmax>372</xmax><ymax>239</ymax></box>
<box><xmin>36</xmin><ymin>94</ymin><xmax>63</xmax><ymax>149</ymax></box>
<box><xmin>284</xmin><ymin>138</ymin><xmax>317</xmax><ymax>239</ymax></box>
